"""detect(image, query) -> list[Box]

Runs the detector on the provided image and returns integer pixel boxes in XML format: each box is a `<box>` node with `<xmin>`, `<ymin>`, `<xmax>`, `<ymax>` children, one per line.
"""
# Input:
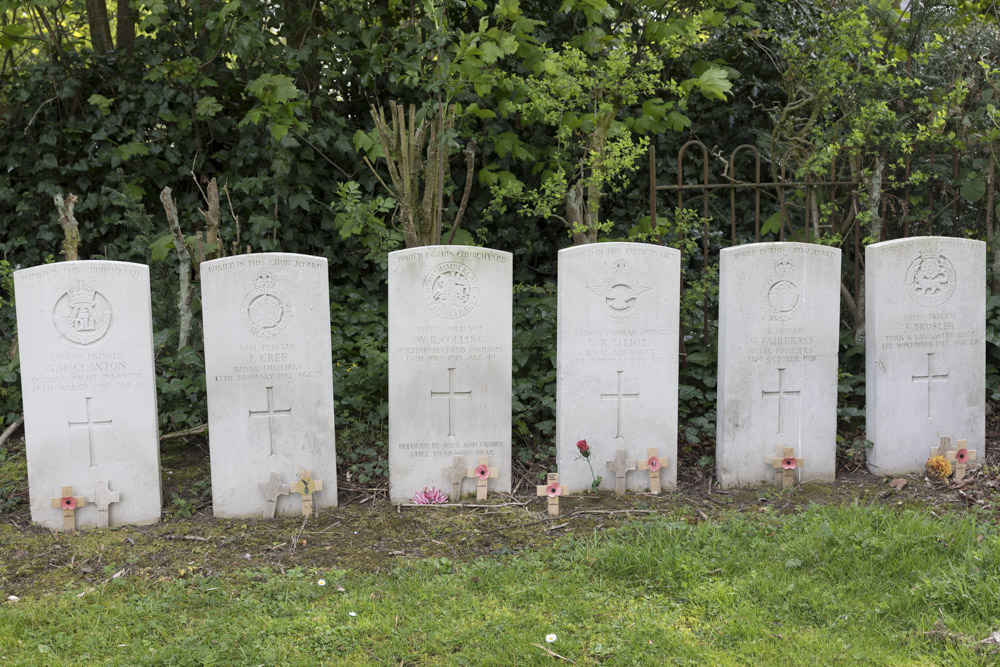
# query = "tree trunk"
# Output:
<box><xmin>160</xmin><ymin>187</ymin><xmax>193</xmax><ymax>351</ymax></box>
<box><xmin>54</xmin><ymin>193</ymin><xmax>80</xmax><ymax>261</ymax></box>
<box><xmin>116</xmin><ymin>0</ymin><xmax>135</xmax><ymax>51</ymax></box>
<box><xmin>85</xmin><ymin>0</ymin><xmax>114</xmax><ymax>52</ymax></box>
<box><xmin>986</xmin><ymin>153</ymin><xmax>999</xmax><ymax>294</ymax></box>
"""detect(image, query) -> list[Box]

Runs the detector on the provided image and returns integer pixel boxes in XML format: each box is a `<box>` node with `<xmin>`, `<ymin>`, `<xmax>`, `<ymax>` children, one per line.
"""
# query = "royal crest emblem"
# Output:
<box><xmin>52</xmin><ymin>282</ymin><xmax>113</xmax><ymax>345</ymax></box>
<box><xmin>240</xmin><ymin>271</ymin><xmax>292</xmax><ymax>338</ymax></box>
<box><xmin>586</xmin><ymin>259</ymin><xmax>652</xmax><ymax>321</ymax></box>
<box><xmin>905</xmin><ymin>248</ymin><xmax>956</xmax><ymax>307</ymax></box>
<box><xmin>761</xmin><ymin>257</ymin><xmax>803</xmax><ymax>322</ymax></box>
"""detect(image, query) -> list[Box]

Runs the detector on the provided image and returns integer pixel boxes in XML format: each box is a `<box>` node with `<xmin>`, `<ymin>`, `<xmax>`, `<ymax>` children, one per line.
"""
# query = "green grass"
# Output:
<box><xmin>1</xmin><ymin>504</ymin><xmax>997</xmax><ymax>665</ymax></box>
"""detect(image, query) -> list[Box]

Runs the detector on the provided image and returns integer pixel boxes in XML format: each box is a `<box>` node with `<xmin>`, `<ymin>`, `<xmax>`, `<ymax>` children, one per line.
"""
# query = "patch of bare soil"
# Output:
<box><xmin>2</xmin><ymin>414</ymin><xmax>1000</xmax><ymax>597</ymax></box>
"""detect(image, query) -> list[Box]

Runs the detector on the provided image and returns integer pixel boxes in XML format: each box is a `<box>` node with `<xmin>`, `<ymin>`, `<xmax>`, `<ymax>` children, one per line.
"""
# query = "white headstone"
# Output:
<box><xmin>388</xmin><ymin>247</ymin><xmax>512</xmax><ymax>503</ymax></box>
<box><xmin>555</xmin><ymin>243</ymin><xmax>680</xmax><ymax>492</ymax></box>
<box><xmin>14</xmin><ymin>261</ymin><xmax>161</xmax><ymax>530</ymax></box>
<box><xmin>201</xmin><ymin>253</ymin><xmax>338</xmax><ymax>517</ymax></box>
<box><xmin>716</xmin><ymin>243</ymin><xmax>841</xmax><ymax>487</ymax></box>
<box><xmin>866</xmin><ymin>237</ymin><xmax>985</xmax><ymax>475</ymax></box>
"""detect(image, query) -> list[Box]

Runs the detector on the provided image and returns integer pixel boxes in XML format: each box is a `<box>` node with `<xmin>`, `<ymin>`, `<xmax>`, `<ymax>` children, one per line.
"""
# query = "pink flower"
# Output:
<box><xmin>956</xmin><ymin>448</ymin><xmax>969</xmax><ymax>463</ymax></box>
<box><xmin>61</xmin><ymin>496</ymin><xmax>77</xmax><ymax>510</ymax></box>
<box><xmin>576</xmin><ymin>439</ymin><xmax>589</xmax><ymax>454</ymax></box>
<box><xmin>412</xmin><ymin>487</ymin><xmax>449</xmax><ymax>504</ymax></box>
<box><xmin>781</xmin><ymin>457</ymin><xmax>797</xmax><ymax>470</ymax></box>
<box><xmin>474</xmin><ymin>464</ymin><xmax>490</xmax><ymax>480</ymax></box>
<box><xmin>546</xmin><ymin>482</ymin><xmax>563</xmax><ymax>498</ymax></box>
<box><xmin>647</xmin><ymin>456</ymin><xmax>661</xmax><ymax>472</ymax></box>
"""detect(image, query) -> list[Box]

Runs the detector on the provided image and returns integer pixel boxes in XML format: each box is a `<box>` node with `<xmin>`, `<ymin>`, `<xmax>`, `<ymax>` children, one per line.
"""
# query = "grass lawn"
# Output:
<box><xmin>2</xmin><ymin>503</ymin><xmax>998</xmax><ymax>665</ymax></box>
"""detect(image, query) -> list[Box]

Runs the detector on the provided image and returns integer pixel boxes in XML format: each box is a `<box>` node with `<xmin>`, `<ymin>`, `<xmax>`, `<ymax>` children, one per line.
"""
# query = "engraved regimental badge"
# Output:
<box><xmin>762</xmin><ymin>257</ymin><xmax>803</xmax><ymax>322</ymax></box>
<box><xmin>241</xmin><ymin>270</ymin><xmax>292</xmax><ymax>338</ymax></box>
<box><xmin>905</xmin><ymin>248</ymin><xmax>956</xmax><ymax>307</ymax></box>
<box><xmin>423</xmin><ymin>262</ymin><xmax>480</xmax><ymax>319</ymax></box>
<box><xmin>53</xmin><ymin>282</ymin><xmax>113</xmax><ymax>345</ymax></box>
<box><xmin>586</xmin><ymin>259</ymin><xmax>652</xmax><ymax>321</ymax></box>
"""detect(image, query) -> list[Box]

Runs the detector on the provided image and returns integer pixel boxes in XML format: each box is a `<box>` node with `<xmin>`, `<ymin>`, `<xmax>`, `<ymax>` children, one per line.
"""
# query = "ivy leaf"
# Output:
<box><xmin>195</xmin><ymin>96</ymin><xmax>223</xmax><ymax>119</ymax></box>
<box><xmin>113</xmin><ymin>141</ymin><xmax>150</xmax><ymax>162</ymax></box>
<box><xmin>87</xmin><ymin>94</ymin><xmax>114</xmax><ymax>116</ymax></box>
<box><xmin>961</xmin><ymin>173</ymin><xmax>986</xmax><ymax>202</ymax></box>
<box><xmin>761</xmin><ymin>211</ymin><xmax>781</xmax><ymax>236</ymax></box>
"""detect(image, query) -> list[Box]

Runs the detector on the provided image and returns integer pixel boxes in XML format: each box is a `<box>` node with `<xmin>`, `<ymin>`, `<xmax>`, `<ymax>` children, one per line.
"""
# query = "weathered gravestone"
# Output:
<box><xmin>14</xmin><ymin>261</ymin><xmax>161</xmax><ymax>530</ymax></box>
<box><xmin>388</xmin><ymin>247</ymin><xmax>512</xmax><ymax>503</ymax></box>
<box><xmin>716</xmin><ymin>243</ymin><xmax>841</xmax><ymax>487</ymax></box>
<box><xmin>201</xmin><ymin>253</ymin><xmax>338</xmax><ymax>517</ymax></box>
<box><xmin>555</xmin><ymin>243</ymin><xmax>680</xmax><ymax>493</ymax></box>
<box><xmin>866</xmin><ymin>237</ymin><xmax>985</xmax><ymax>475</ymax></box>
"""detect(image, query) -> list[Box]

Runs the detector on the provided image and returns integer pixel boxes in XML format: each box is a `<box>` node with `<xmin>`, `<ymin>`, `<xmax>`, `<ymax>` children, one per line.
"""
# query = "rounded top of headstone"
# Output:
<box><xmin>389</xmin><ymin>245</ymin><xmax>511</xmax><ymax>261</ymax></box>
<box><xmin>558</xmin><ymin>241</ymin><xmax>679</xmax><ymax>259</ymax></box>
<box><xmin>13</xmin><ymin>259</ymin><xmax>149</xmax><ymax>281</ymax></box>
<box><xmin>720</xmin><ymin>241</ymin><xmax>840</xmax><ymax>258</ymax></box>
<box><xmin>200</xmin><ymin>252</ymin><xmax>329</xmax><ymax>273</ymax></box>
<box><xmin>865</xmin><ymin>236</ymin><xmax>985</xmax><ymax>254</ymax></box>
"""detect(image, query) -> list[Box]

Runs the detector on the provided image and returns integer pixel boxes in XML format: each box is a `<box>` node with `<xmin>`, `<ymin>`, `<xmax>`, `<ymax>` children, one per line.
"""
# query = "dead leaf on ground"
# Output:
<box><xmin>888</xmin><ymin>478</ymin><xmax>907</xmax><ymax>491</ymax></box>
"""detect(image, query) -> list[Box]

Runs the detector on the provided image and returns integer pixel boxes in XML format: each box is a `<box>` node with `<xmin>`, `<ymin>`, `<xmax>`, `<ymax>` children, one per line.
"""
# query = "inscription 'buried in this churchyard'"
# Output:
<box><xmin>716</xmin><ymin>243</ymin><xmax>841</xmax><ymax>488</ymax></box>
<box><xmin>201</xmin><ymin>253</ymin><xmax>338</xmax><ymax>518</ymax></box>
<box><xmin>555</xmin><ymin>243</ymin><xmax>680</xmax><ymax>493</ymax></box>
<box><xmin>388</xmin><ymin>247</ymin><xmax>512</xmax><ymax>503</ymax></box>
<box><xmin>14</xmin><ymin>261</ymin><xmax>161</xmax><ymax>530</ymax></box>
<box><xmin>866</xmin><ymin>238</ymin><xmax>986</xmax><ymax>476</ymax></box>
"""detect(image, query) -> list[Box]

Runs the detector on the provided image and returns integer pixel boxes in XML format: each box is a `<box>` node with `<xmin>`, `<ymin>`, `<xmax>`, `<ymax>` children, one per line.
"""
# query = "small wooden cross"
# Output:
<box><xmin>92</xmin><ymin>480</ymin><xmax>119</xmax><ymax>528</ymax></box>
<box><xmin>50</xmin><ymin>485</ymin><xmax>87</xmax><ymax>531</ymax></box>
<box><xmin>291</xmin><ymin>469</ymin><xmax>323</xmax><ymax>516</ymax></box>
<box><xmin>637</xmin><ymin>447</ymin><xmax>665</xmax><ymax>494</ymax></box>
<box><xmin>258</xmin><ymin>472</ymin><xmax>289</xmax><ymax>518</ymax></box>
<box><xmin>766</xmin><ymin>446</ymin><xmax>802</xmax><ymax>490</ymax></box>
<box><xmin>930</xmin><ymin>435</ymin><xmax>953</xmax><ymax>461</ymax></box>
<box><xmin>933</xmin><ymin>437</ymin><xmax>978</xmax><ymax>481</ymax></box>
<box><xmin>606</xmin><ymin>448</ymin><xmax>636</xmax><ymax>495</ymax></box>
<box><xmin>446</xmin><ymin>456</ymin><xmax>471</xmax><ymax>501</ymax></box>
<box><xmin>536</xmin><ymin>473</ymin><xmax>564</xmax><ymax>516</ymax></box>
<box><xmin>467</xmin><ymin>456</ymin><xmax>498</xmax><ymax>501</ymax></box>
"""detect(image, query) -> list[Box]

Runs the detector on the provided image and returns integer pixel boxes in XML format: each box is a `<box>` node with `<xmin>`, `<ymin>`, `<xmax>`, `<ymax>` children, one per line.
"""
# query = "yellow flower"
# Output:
<box><xmin>926</xmin><ymin>455</ymin><xmax>952</xmax><ymax>479</ymax></box>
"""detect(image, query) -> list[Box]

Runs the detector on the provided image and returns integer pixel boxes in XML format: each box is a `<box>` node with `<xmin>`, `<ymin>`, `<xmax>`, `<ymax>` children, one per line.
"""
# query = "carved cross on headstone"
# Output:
<box><xmin>430</xmin><ymin>367</ymin><xmax>472</xmax><ymax>437</ymax></box>
<box><xmin>68</xmin><ymin>396</ymin><xmax>113</xmax><ymax>468</ymax></box>
<box><xmin>248</xmin><ymin>386</ymin><xmax>292</xmax><ymax>457</ymax></box>
<box><xmin>761</xmin><ymin>368</ymin><xmax>800</xmax><ymax>435</ymax></box>
<box><xmin>600</xmin><ymin>370</ymin><xmax>640</xmax><ymax>439</ymax></box>
<box><xmin>637</xmin><ymin>447</ymin><xmax>665</xmax><ymax>494</ymax></box>
<box><xmin>50</xmin><ymin>485</ymin><xmax>87</xmax><ymax>531</ymax></box>
<box><xmin>766</xmin><ymin>446</ymin><xmax>803</xmax><ymax>490</ymax></box>
<box><xmin>467</xmin><ymin>456</ymin><xmax>498</xmax><ymax>501</ymax></box>
<box><xmin>291</xmin><ymin>469</ymin><xmax>323</xmax><ymax>516</ymax></box>
<box><xmin>606</xmin><ymin>448</ymin><xmax>636</xmax><ymax>495</ymax></box>
<box><xmin>446</xmin><ymin>456</ymin><xmax>471</xmax><ymax>501</ymax></box>
<box><xmin>258</xmin><ymin>472</ymin><xmax>289</xmax><ymax>518</ymax></box>
<box><xmin>92</xmin><ymin>480</ymin><xmax>119</xmax><ymax>528</ymax></box>
<box><xmin>536</xmin><ymin>473</ymin><xmax>564</xmax><ymax>516</ymax></box>
<box><xmin>912</xmin><ymin>352</ymin><xmax>949</xmax><ymax>419</ymax></box>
